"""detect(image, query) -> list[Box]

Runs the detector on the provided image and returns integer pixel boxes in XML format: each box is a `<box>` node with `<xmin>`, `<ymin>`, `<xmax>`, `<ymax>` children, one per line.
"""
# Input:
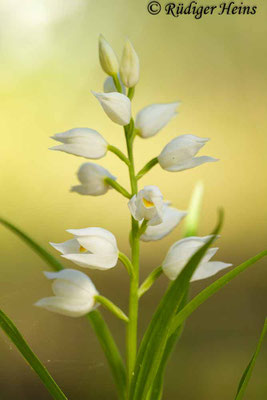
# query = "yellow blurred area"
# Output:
<box><xmin>0</xmin><ymin>0</ymin><xmax>267</xmax><ymax>399</ymax></box>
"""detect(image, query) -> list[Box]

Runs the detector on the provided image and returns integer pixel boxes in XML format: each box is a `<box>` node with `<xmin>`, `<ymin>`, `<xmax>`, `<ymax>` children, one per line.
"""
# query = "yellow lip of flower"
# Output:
<box><xmin>79</xmin><ymin>245</ymin><xmax>87</xmax><ymax>253</ymax></box>
<box><xmin>142</xmin><ymin>198</ymin><xmax>154</xmax><ymax>208</ymax></box>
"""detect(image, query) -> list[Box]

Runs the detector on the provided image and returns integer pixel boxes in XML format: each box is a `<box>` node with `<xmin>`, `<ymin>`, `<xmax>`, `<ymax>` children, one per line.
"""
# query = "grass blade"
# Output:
<box><xmin>0</xmin><ymin>309</ymin><xmax>68</xmax><ymax>400</ymax></box>
<box><xmin>130</xmin><ymin>210</ymin><xmax>224</xmax><ymax>400</ymax></box>
<box><xmin>0</xmin><ymin>217</ymin><xmax>63</xmax><ymax>271</ymax></box>
<box><xmin>169</xmin><ymin>250</ymin><xmax>267</xmax><ymax>336</ymax></box>
<box><xmin>235</xmin><ymin>318</ymin><xmax>267</xmax><ymax>400</ymax></box>
<box><xmin>0</xmin><ymin>217</ymin><xmax>127</xmax><ymax>398</ymax></box>
<box><xmin>87</xmin><ymin>311</ymin><xmax>127</xmax><ymax>400</ymax></box>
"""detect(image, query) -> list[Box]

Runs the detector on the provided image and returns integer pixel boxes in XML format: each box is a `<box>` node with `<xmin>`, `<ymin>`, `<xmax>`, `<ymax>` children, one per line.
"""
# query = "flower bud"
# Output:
<box><xmin>92</xmin><ymin>91</ymin><xmax>131</xmax><ymax>126</ymax></box>
<box><xmin>50</xmin><ymin>227</ymin><xmax>119</xmax><ymax>270</ymax></box>
<box><xmin>35</xmin><ymin>269</ymin><xmax>99</xmax><ymax>317</ymax></box>
<box><xmin>128</xmin><ymin>185</ymin><xmax>164</xmax><ymax>226</ymax></box>
<box><xmin>158</xmin><ymin>134</ymin><xmax>218</xmax><ymax>172</ymax></box>
<box><xmin>140</xmin><ymin>204</ymin><xmax>187</xmax><ymax>242</ymax></box>
<box><xmin>50</xmin><ymin>128</ymin><xmax>108</xmax><ymax>159</ymax></box>
<box><xmin>71</xmin><ymin>162</ymin><xmax>116</xmax><ymax>196</ymax></box>
<box><xmin>119</xmin><ymin>39</ymin><xmax>140</xmax><ymax>88</ymax></box>
<box><xmin>98</xmin><ymin>34</ymin><xmax>118</xmax><ymax>76</ymax></box>
<box><xmin>135</xmin><ymin>102</ymin><xmax>179</xmax><ymax>138</ymax></box>
<box><xmin>162</xmin><ymin>236</ymin><xmax>232</xmax><ymax>281</ymax></box>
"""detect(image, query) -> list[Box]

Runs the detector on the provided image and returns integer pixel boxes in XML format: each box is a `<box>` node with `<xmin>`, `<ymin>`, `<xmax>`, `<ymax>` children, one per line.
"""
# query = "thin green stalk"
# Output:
<box><xmin>112</xmin><ymin>74</ymin><xmax>122</xmax><ymax>93</ymax></box>
<box><xmin>119</xmin><ymin>252</ymin><xmax>135</xmax><ymax>277</ymax></box>
<box><xmin>108</xmin><ymin>145</ymin><xmax>130</xmax><ymax>166</ymax></box>
<box><xmin>127</xmin><ymin>87</ymin><xmax>135</xmax><ymax>100</ymax></box>
<box><xmin>95</xmin><ymin>295</ymin><xmax>129</xmax><ymax>323</ymax></box>
<box><xmin>124</xmin><ymin>118</ymin><xmax>140</xmax><ymax>390</ymax></box>
<box><xmin>136</xmin><ymin>157</ymin><xmax>158</xmax><ymax>181</ymax></box>
<box><xmin>138</xmin><ymin>266</ymin><xmax>163</xmax><ymax>298</ymax></box>
<box><xmin>105</xmin><ymin>177</ymin><xmax>131</xmax><ymax>199</ymax></box>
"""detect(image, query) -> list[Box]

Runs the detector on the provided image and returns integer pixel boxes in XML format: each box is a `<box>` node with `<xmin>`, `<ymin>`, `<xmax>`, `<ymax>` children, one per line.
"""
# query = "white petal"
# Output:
<box><xmin>162</xmin><ymin>156</ymin><xmax>218</xmax><ymax>172</ymax></box>
<box><xmin>135</xmin><ymin>102</ymin><xmax>180</xmax><ymax>138</ymax></box>
<box><xmin>191</xmin><ymin>261</ymin><xmax>232</xmax><ymax>282</ymax></box>
<box><xmin>141</xmin><ymin>207</ymin><xmax>187</xmax><ymax>241</ymax></box>
<box><xmin>119</xmin><ymin>39</ymin><xmax>140</xmax><ymax>88</ymax></box>
<box><xmin>92</xmin><ymin>91</ymin><xmax>131</xmax><ymax>126</ymax></box>
<box><xmin>50</xmin><ymin>239</ymin><xmax>80</xmax><ymax>255</ymax></box>
<box><xmin>98</xmin><ymin>34</ymin><xmax>118</xmax><ymax>75</ymax></box>
<box><xmin>72</xmin><ymin>163</ymin><xmax>116</xmax><ymax>196</ymax></box>
<box><xmin>62</xmin><ymin>252</ymin><xmax>118</xmax><ymax>270</ymax></box>
<box><xmin>128</xmin><ymin>195</ymin><xmax>139</xmax><ymax>220</ymax></box>
<box><xmin>66</xmin><ymin>227</ymin><xmax>117</xmax><ymax>247</ymax></box>
<box><xmin>35</xmin><ymin>296</ymin><xmax>94</xmax><ymax>317</ymax></box>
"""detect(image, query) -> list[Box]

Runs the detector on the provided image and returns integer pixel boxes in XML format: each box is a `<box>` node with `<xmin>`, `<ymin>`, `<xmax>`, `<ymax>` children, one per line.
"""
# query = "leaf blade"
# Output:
<box><xmin>0</xmin><ymin>309</ymin><xmax>68</xmax><ymax>400</ymax></box>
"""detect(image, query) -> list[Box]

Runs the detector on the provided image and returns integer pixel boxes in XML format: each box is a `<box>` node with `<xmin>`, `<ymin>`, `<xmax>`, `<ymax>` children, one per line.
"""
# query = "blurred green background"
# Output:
<box><xmin>0</xmin><ymin>0</ymin><xmax>267</xmax><ymax>398</ymax></box>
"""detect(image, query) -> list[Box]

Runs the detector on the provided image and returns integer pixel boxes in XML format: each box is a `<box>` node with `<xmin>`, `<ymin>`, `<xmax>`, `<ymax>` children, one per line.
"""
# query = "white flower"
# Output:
<box><xmin>71</xmin><ymin>163</ymin><xmax>116</xmax><ymax>196</ymax></box>
<box><xmin>103</xmin><ymin>76</ymin><xmax>125</xmax><ymax>94</ymax></box>
<box><xmin>128</xmin><ymin>185</ymin><xmax>164</xmax><ymax>226</ymax></box>
<box><xmin>135</xmin><ymin>102</ymin><xmax>179</xmax><ymax>138</ymax></box>
<box><xmin>140</xmin><ymin>204</ymin><xmax>187</xmax><ymax>241</ymax></box>
<box><xmin>98</xmin><ymin>34</ymin><xmax>118</xmax><ymax>76</ymax></box>
<box><xmin>50</xmin><ymin>128</ymin><xmax>108</xmax><ymax>159</ymax></box>
<box><xmin>119</xmin><ymin>39</ymin><xmax>140</xmax><ymax>88</ymax></box>
<box><xmin>50</xmin><ymin>227</ymin><xmax>119</xmax><ymax>270</ymax></box>
<box><xmin>35</xmin><ymin>269</ymin><xmax>99</xmax><ymax>317</ymax></box>
<box><xmin>158</xmin><ymin>134</ymin><xmax>218</xmax><ymax>172</ymax></box>
<box><xmin>92</xmin><ymin>91</ymin><xmax>131</xmax><ymax>126</ymax></box>
<box><xmin>162</xmin><ymin>236</ymin><xmax>232</xmax><ymax>281</ymax></box>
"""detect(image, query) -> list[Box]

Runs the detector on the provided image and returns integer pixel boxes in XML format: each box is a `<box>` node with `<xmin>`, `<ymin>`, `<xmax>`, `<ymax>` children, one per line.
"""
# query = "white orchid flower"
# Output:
<box><xmin>119</xmin><ymin>39</ymin><xmax>140</xmax><ymax>88</ymax></box>
<box><xmin>71</xmin><ymin>162</ymin><xmax>116</xmax><ymax>196</ymax></box>
<box><xmin>128</xmin><ymin>185</ymin><xmax>164</xmax><ymax>226</ymax></box>
<box><xmin>50</xmin><ymin>128</ymin><xmax>108</xmax><ymax>159</ymax></box>
<box><xmin>158</xmin><ymin>134</ymin><xmax>218</xmax><ymax>172</ymax></box>
<box><xmin>35</xmin><ymin>269</ymin><xmax>99</xmax><ymax>317</ymax></box>
<box><xmin>50</xmin><ymin>227</ymin><xmax>119</xmax><ymax>270</ymax></box>
<box><xmin>162</xmin><ymin>236</ymin><xmax>232</xmax><ymax>281</ymax></box>
<box><xmin>140</xmin><ymin>203</ymin><xmax>187</xmax><ymax>241</ymax></box>
<box><xmin>98</xmin><ymin>34</ymin><xmax>118</xmax><ymax>76</ymax></box>
<box><xmin>135</xmin><ymin>102</ymin><xmax>179</xmax><ymax>138</ymax></box>
<box><xmin>92</xmin><ymin>91</ymin><xmax>131</xmax><ymax>126</ymax></box>
<box><xmin>103</xmin><ymin>76</ymin><xmax>125</xmax><ymax>94</ymax></box>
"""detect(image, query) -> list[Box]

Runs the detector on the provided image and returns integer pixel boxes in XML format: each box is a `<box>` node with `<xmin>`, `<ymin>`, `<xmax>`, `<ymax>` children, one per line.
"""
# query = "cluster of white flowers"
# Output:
<box><xmin>36</xmin><ymin>35</ymin><xmax>231</xmax><ymax>318</ymax></box>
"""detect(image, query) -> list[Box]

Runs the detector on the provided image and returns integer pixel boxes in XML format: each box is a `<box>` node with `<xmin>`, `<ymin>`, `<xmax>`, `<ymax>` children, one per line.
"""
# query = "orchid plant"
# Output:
<box><xmin>0</xmin><ymin>36</ymin><xmax>267</xmax><ymax>400</ymax></box>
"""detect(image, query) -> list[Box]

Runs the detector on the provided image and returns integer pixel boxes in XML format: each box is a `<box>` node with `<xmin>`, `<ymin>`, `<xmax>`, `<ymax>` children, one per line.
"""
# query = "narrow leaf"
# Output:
<box><xmin>235</xmin><ymin>318</ymin><xmax>267</xmax><ymax>400</ymax></box>
<box><xmin>0</xmin><ymin>217</ymin><xmax>63</xmax><ymax>271</ymax></box>
<box><xmin>0</xmin><ymin>309</ymin><xmax>67</xmax><ymax>400</ymax></box>
<box><xmin>183</xmin><ymin>181</ymin><xmax>204</xmax><ymax>237</ymax></box>
<box><xmin>130</xmin><ymin>210</ymin><xmax>224</xmax><ymax>400</ymax></box>
<box><xmin>94</xmin><ymin>295</ymin><xmax>129</xmax><ymax>322</ymax></box>
<box><xmin>87</xmin><ymin>311</ymin><xmax>127</xmax><ymax>400</ymax></box>
<box><xmin>169</xmin><ymin>250</ymin><xmax>267</xmax><ymax>337</ymax></box>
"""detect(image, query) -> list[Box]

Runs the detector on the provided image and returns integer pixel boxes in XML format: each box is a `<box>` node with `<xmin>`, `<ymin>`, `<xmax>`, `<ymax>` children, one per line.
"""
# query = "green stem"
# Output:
<box><xmin>119</xmin><ymin>252</ymin><xmax>135</xmax><ymax>277</ymax></box>
<box><xmin>136</xmin><ymin>158</ymin><xmax>159</xmax><ymax>181</ymax></box>
<box><xmin>95</xmin><ymin>296</ymin><xmax>129</xmax><ymax>323</ymax></box>
<box><xmin>127</xmin><ymin>87</ymin><xmax>135</xmax><ymax>100</ymax></box>
<box><xmin>124</xmin><ymin>118</ymin><xmax>140</xmax><ymax>391</ymax></box>
<box><xmin>108</xmin><ymin>145</ymin><xmax>130</xmax><ymax>166</ymax></box>
<box><xmin>112</xmin><ymin>74</ymin><xmax>122</xmax><ymax>93</ymax></box>
<box><xmin>138</xmin><ymin>266</ymin><xmax>163</xmax><ymax>298</ymax></box>
<box><xmin>105</xmin><ymin>177</ymin><xmax>131</xmax><ymax>199</ymax></box>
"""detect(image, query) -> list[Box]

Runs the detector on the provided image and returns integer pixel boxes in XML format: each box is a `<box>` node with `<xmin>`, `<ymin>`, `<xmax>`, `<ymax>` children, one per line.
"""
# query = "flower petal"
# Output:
<box><xmin>192</xmin><ymin>261</ymin><xmax>232</xmax><ymax>282</ymax></box>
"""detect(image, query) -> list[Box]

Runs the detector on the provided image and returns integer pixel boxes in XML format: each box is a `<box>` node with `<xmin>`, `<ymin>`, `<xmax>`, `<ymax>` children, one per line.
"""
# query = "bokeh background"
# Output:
<box><xmin>0</xmin><ymin>0</ymin><xmax>267</xmax><ymax>399</ymax></box>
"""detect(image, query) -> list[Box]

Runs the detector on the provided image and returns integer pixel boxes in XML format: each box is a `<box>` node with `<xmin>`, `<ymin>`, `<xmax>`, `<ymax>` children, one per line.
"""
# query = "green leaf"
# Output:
<box><xmin>130</xmin><ymin>210</ymin><xmax>224</xmax><ymax>400</ymax></box>
<box><xmin>0</xmin><ymin>309</ymin><xmax>68</xmax><ymax>400</ymax></box>
<box><xmin>169</xmin><ymin>250</ymin><xmax>267</xmax><ymax>337</ymax></box>
<box><xmin>0</xmin><ymin>217</ymin><xmax>63</xmax><ymax>271</ymax></box>
<box><xmin>183</xmin><ymin>181</ymin><xmax>204</xmax><ymax>237</ymax></box>
<box><xmin>0</xmin><ymin>217</ymin><xmax>127</xmax><ymax>399</ymax></box>
<box><xmin>87</xmin><ymin>311</ymin><xmax>127</xmax><ymax>400</ymax></box>
<box><xmin>235</xmin><ymin>318</ymin><xmax>267</xmax><ymax>400</ymax></box>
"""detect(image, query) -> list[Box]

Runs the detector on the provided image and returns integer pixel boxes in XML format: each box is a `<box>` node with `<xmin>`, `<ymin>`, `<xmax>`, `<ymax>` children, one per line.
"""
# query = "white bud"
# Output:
<box><xmin>50</xmin><ymin>128</ymin><xmax>107</xmax><ymax>159</ymax></box>
<box><xmin>92</xmin><ymin>91</ymin><xmax>131</xmax><ymax>126</ymax></box>
<box><xmin>135</xmin><ymin>102</ymin><xmax>179</xmax><ymax>138</ymax></box>
<box><xmin>98</xmin><ymin>34</ymin><xmax>118</xmax><ymax>76</ymax></box>
<box><xmin>119</xmin><ymin>40</ymin><xmax>140</xmax><ymax>88</ymax></box>
<box><xmin>71</xmin><ymin>162</ymin><xmax>116</xmax><ymax>196</ymax></box>
<box><xmin>158</xmin><ymin>134</ymin><xmax>218</xmax><ymax>172</ymax></box>
<box><xmin>141</xmin><ymin>204</ymin><xmax>187</xmax><ymax>242</ymax></box>
<box><xmin>162</xmin><ymin>236</ymin><xmax>232</xmax><ymax>281</ymax></box>
<box><xmin>50</xmin><ymin>227</ymin><xmax>119</xmax><ymax>270</ymax></box>
<box><xmin>128</xmin><ymin>185</ymin><xmax>164</xmax><ymax>226</ymax></box>
<box><xmin>35</xmin><ymin>269</ymin><xmax>99</xmax><ymax>317</ymax></box>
